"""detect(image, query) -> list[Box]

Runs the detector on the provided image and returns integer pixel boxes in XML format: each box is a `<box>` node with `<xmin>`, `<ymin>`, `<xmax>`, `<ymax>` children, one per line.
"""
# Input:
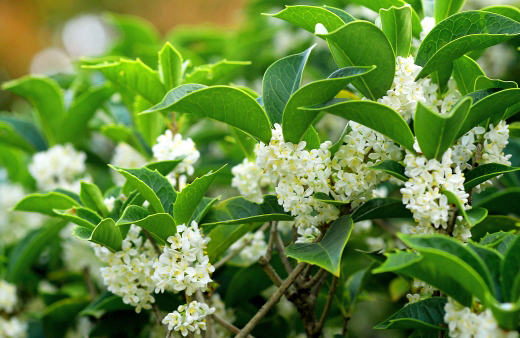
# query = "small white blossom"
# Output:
<box><xmin>0</xmin><ymin>317</ymin><xmax>27</xmax><ymax>338</ymax></box>
<box><xmin>152</xmin><ymin>130</ymin><xmax>200</xmax><ymax>179</ymax></box>
<box><xmin>231</xmin><ymin>159</ymin><xmax>269</xmax><ymax>203</ymax></box>
<box><xmin>229</xmin><ymin>230</ymin><xmax>268</xmax><ymax>264</ymax></box>
<box><xmin>110</xmin><ymin>143</ymin><xmax>147</xmax><ymax>185</ymax></box>
<box><xmin>163</xmin><ymin>301</ymin><xmax>215</xmax><ymax>337</ymax></box>
<box><xmin>0</xmin><ymin>280</ymin><xmax>17</xmax><ymax>314</ymax></box>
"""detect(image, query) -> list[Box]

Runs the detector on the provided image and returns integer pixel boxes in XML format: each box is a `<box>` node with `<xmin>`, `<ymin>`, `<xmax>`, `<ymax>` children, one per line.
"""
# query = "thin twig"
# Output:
<box><xmin>152</xmin><ymin>302</ymin><xmax>168</xmax><ymax>333</ymax></box>
<box><xmin>236</xmin><ymin>263</ymin><xmax>307</xmax><ymax>338</ymax></box>
<box><xmin>258</xmin><ymin>256</ymin><xmax>283</xmax><ymax>287</ymax></box>
<box><xmin>274</xmin><ymin>231</ymin><xmax>293</xmax><ymax>274</ymax></box>
<box><xmin>82</xmin><ymin>266</ymin><xmax>97</xmax><ymax>299</ymax></box>
<box><xmin>301</xmin><ymin>268</ymin><xmax>326</xmax><ymax>289</ymax></box>
<box><xmin>314</xmin><ymin>276</ymin><xmax>338</xmax><ymax>335</ymax></box>
<box><xmin>143</xmin><ymin>229</ymin><xmax>162</xmax><ymax>255</ymax></box>
<box><xmin>341</xmin><ymin>315</ymin><xmax>350</xmax><ymax>337</ymax></box>
<box><xmin>265</xmin><ymin>222</ymin><xmax>277</xmax><ymax>261</ymax></box>
<box><xmin>446</xmin><ymin>208</ymin><xmax>459</xmax><ymax>237</ymax></box>
<box><xmin>212</xmin><ymin>313</ymin><xmax>254</xmax><ymax>338</ymax></box>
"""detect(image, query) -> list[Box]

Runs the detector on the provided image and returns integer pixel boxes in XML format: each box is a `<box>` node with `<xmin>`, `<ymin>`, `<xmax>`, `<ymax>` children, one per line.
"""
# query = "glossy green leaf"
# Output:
<box><xmin>0</xmin><ymin>120</ymin><xmax>37</xmax><ymax>153</ymax></box>
<box><xmin>312</xmin><ymin>192</ymin><xmax>349</xmax><ymax>206</ymax></box>
<box><xmin>0</xmin><ymin>115</ymin><xmax>47</xmax><ymax>152</ymax></box>
<box><xmin>285</xmin><ymin>215</ymin><xmax>353</xmax><ymax>276</ymax></box>
<box><xmin>80</xmin><ymin>181</ymin><xmax>110</xmax><ymax>218</ymax></box>
<box><xmin>263</xmin><ymin>46</ymin><xmax>314</xmax><ymax>124</ymax></box>
<box><xmin>84</xmin><ymin>59</ymin><xmax>166</xmax><ymax>105</ymax></box>
<box><xmin>206</xmin><ymin>222</ymin><xmax>261</xmax><ymax>262</ymax></box>
<box><xmin>117</xmin><ymin>205</ymin><xmax>176</xmax><ymax>243</ymax></box>
<box><xmin>434</xmin><ymin>0</ymin><xmax>467</xmax><ymax>23</ymax></box>
<box><xmin>303</xmin><ymin>99</ymin><xmax>416</xmax><ymax>153</ymax></box>
<box><xmin>185</xmin><ymin>60</ymin><xmax>251</xmax><ymax>86</ymax></box>
<box><xmin>348</xmin><ymin>0</ymin><xmax>422</xmax><ymax>37</ymax></box>
<box><xmin>191</xmin><ymin>196</ymin><xmax>220</xmax><ymax>224</ymax></box>
<box><xmin>267</xmin><ymin>5</ymin><xmax>354</xmax><ymax>35</ymax></box>
<box><xmin>2</xmin><ymin>76</ymin><xmax>64</xmax><ymax>145</ymax></box>
<box><xmin>145</xmin><ymin>159</ymin><xmax>185</xmax><ymax>176</ymax></box>
<box><xmin>441</xmin><ymin>189</ymin><xmax>488</xmax><ymax>226</ymax></box>
<box><xmin>467</xmin><ymin>242</ymin><xmax>504</xmax><ymax>301</ymax></box>
<box><xmin>509</xmin><ymin>122</ymin><xmax>520</xmax><ymax>138</ymax></box>
<box><xmin>318</xmin><ymin>21</ymin><xmax>395</xmax><ymax>100</ymax></box>
<box><xmin>84</xmin><ymin>218</ymin><xmax>123</xmax><ymax>252</ymax></box>
<box><xmin>458</xmin><ymin>89</ymin><xmax>520</xmax><ymax>139</ymax></box>
<box><xmin>7</xmin><ymin>220</ymin><xmax>68</xmax><ymax>283</ymax></box>
<box><xmin>53</xmin><ymin>207</ymin><xmax>102</xmax><ymax>230</ymax></box>
<box><xmin>367</xmin><ymin>160</ymin><xmax>407</xmax><ymax>181</ymax></box>
<box><xmin>471</xmin><ymin>215</ymin><xmax>520</xmax><ymax>242</ymax></box>
<box><xmin>474</xmin><ymin>187</ymin><xmax>520</xmax><ymax>217</ymax></box>
<box><xmin>416</xmin><ymin>11</ymin><xmax>520</xmax><ymax>79</ymax></box>
<box><xmin>380</xmin><ymin>6</ymin><xmax>412</xmax><ymax>57</ymax></box>
<box><xmin>453</xmin><ymin>55</ymin><xmax>485</xmax><ymax>95</ymax></box>
<box><xmin>174</xmin><ymin>167</ymin><xmax>223</xmax><ymax>226</ymax></box>
<box><xmin>282</xmin><ymin>66</ymin><xmax>376</xmax><ymax>144</ymax></box>
<box><xmin>480</xmin><ymin>231</ymin><xmax>516</xmax><ymax>248</ymax></box>
<box><xmin>415</xmin><ymin>97</ymin><xmax>472</xmax><ymax>160</ymax></box>
<box><xmin>158</xmin><ymin>42</ymin><xmax>183</xmax><ymax>90</ymax></box>
<box><xmin>474</xmin><ymin>75</ymin><xmax>518</xmax><ymax>91</ymax></box>
<box><xmin>501</xmin><ymin>233</ymin><xmax>520</xmax><ymax>301</ymax></box>
<box><xmin>229</xmin><ymin>127</ymin><xmax>257</xmax><ymax>160</ymax></box>
<box><xmin>464</xmin><ymin>163</ymin><xmax>520</xmax><ymax>191</ymax></box>
<box><xmin>482</xmin><ymin>5</ymin><xmax>520</xmax><ymax>23</ymax></box>
<box><xmin>375</xmin><ymin>297</ymin><xmax>448</xmax><ymax>330</ymax></box>
<box><xmin>351</xmin><ymin>198</ymin><xmax>413</xmax><ymax>222</ymax></box>
<box><xmin>143</xmin><ymin>85</ymin><xmax>272</xmax><ymax>144</ymax></box>
<box><xmin>200</xmin><ymin>195</ymin><xmax>293</xmax><ymax>226</ymax></box>
<box><xmin>13</xmin><ymin>191</ymin><xmax>80</xmax><ymax>216</ymax></box>
<box><xmin>110</xmin><ymin>166</ymin><xmax>176</xmax><ymax>214</ymax></box>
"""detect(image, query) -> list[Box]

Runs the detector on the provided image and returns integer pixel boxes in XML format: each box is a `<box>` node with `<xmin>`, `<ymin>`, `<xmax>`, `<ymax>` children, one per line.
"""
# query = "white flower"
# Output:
<box><xmin>231</xmin><ymin>159</ymin><xmax>269</xmax><ymax>203</ymax></box>
<box><xmin>0</xmin><ymin>317</ymin><xmax>27</xmax><ymax>338</ymax></box>
<box><xmin>28</xmin><ymin>143</ymin><xmax>88</xmax><ymax>192</ymax></box>
<box><xmin>110</xmin><ymin>143</ymin><xmax>147</xmax><ymax>185</ymax></box>
<box><xmin>152</xmin><ymin>130</ymin><xmax>200</xmax><ymax>177</ymax></box>
<box><xmin>152</xmin><ymin>221</ymin><xmax>213</xmax><ymax>296</ymax></box>
<box><xmin>163</xmin><ymin>301</ymin><xmax>215</xmax><ymax>337</ymax></box>
<box><xmin>229</xmin><ymin>230</ymin><xmax>268</xmax><ymax>264</ymax></box>
<box><xmin>0</xmin><ymin>280</ymin><xmax>17</xmax><ymax>314</ymax></box>
<box><xmin>93</xmin><ymin>225</ymin><xmax>156</xmax><ymax>313</ymax></box>
<box><xmin>420</xmin><ymin>17</ymin><xmax>435</xmax><ymax>41</ymax></box>
<box><xmin>104</xmin><ymin>196</ymin><xmax>116</xmax><ymax>212</ymax></box>
<box><xmin>314</xmin><ymin>23</ymin><xmax>328</xmax><ymax>35</ymax></box>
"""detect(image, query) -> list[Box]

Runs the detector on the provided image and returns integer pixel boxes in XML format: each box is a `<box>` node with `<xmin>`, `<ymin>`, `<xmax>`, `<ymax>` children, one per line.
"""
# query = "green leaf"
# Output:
<box><xmin>367</xmin><ymin>160</ymin><xmax>407</xmax><ymax>181</ymax></box>
<box><xmin>100</xmin><ymin>124</ymin><xmax>147</xmax><ymax>155</ymax></box>
<box><xmin>80</xmin><ymin>181</ymin><xmax>110</xmax><ymax>218</ymax></box>
<box><xmin>375</xmin><ymin>297</ymin><xmax>448</xmax><ymax>330</ymax></box>
<box><xmin>474</xmin><ymin>75</ymin><xmax>518</xmax><ymax>91</ymax></box>
<box><xmin>509</xmin><ymin>122</ymin><xmax>520</xmax><ymax>138</ymax></box>
<box><xmin>185</xmin><ymin>60</ymin><xmax>251</xmax><ymax>86</ymax></box>
<box><xmin>263</xmin><ymin>46</ymin><xmax>314</xmax><ymax>124</ymax></box>
<box><xmin>0</xmin><ymin>115</ymin><xmax>47</xmax><ymax>152</ymax></box>
<box><xmin>434</xmin><ymin>0</ymin><xmax>467</xmax><ymax>23</ymax></box>
<box><xmin>2</xmin><ymin>76</ymin><xmax>64</xmax><ymax>145</ymax></box>
<box><xmin>480</xmin><ymin>231</ymin><xmax>515</xmax><ymax>248</ymax></box>
<box><xmin>7</xmin><ymin>220</ymin><xmax>68</xmax><ymax>283</ymax></box>
<box><xmin>84</xmin><ymin>59</ymin><xmax>166</xmax><ymax>105</ymax></box>
<box><xmin>13</xmin><ymin>191</ymin><xmax>80</xmax><ymax>216</ymax></box>
<box><xmin>401</xmin><ymin>235</ymin><xmax>495</xmax><ymax>296</ymax></box>
<box><xmin>441</xmin><ymin>189</ymin><xmax>487</xmax><ymax>226</ymax></box>
<box><xmin>200</xmin><ymin>195</ymin><xmax>293</xmax><ymax>226</ymax></box>
<box><xmin>206</xmin><ymin>223</ymin><xmax>262</xmax><ymax>262</ymax></box>
<box><xmin>453</xmin><ymin>55</ymin><xmax>485</xmax><ymax>96</ymax></box>
<box><xmin>302</xmin><ymin>100</ymin><xmax>416</xmax><ymax>153</ymax></box>
<box><xmin>158</xmin><ymin>42</ymin><xmax>183</xmax><ymax>90</ymax></box>
<box><xmin>471</xmin><ymin>215</ymin><xmax>520</xmax><ymax>242</ymax></box>
<box><xmin>415</xmin><ymin>11</ymin><xmax>520</xmax><ymax>79</ymax></box>
<box><xmin>229</xmin><ymin>127</ymin><xmax>257</xmax><ymax>160</ymax></box>
<box><xmin>285</xmin><ymin>215</ymin><xmax>353</xmax><ymax>276</ymax></box>
<box><xmin>62</xmin><ymin>84</ymin><xmax>114</xmax><ymax>143</ymax></box>
<box><xmin>41</xmin><ymin>297</ymin><xmax>91</xmax><ymax>338</ymax></box>
<box><xmin>467</xmin><ymin>242</ymin><xmax>504</xmax><ymax>301</ymax></box>
<box><xmin>457</xmin><ymin>89</ymin><xmax>520</xmax><ymax>139</ymax></box>
<box><xmin>143</xmin><ymin>85</ymin><xmax>272</xmax><ymax>144</ymax></box>
<box><xmin>117</xmin><ymin>205</ymin><xmax>176</xmax><ymax>243</ymax></box>
<box><xmin>191</xmin><ymin>196</ymin><xmax>220</xmax><ymax>224</ymax></box>
<box><xmin>501</xmin><ymin>233</ymin><xmax>520</xmax><ymax>301</ymax></box>
<box><xmin>482</xmin><ymin>5</ymin><xmax>520</xmax><ymax>23</ymax></box>
<box><xmin>464</xmin><ymin>163</ymin><xmax>520</xmax><ymax>191</ymax></box>
<box><xmin>0</xmin><ymin>120</ymin><xmax>37</xmax><ymax>153</ymax></box>
<box><xmin>267</xmin><ymin>5</ymin><xmax>354</xmax><ymax>34</ymax></box>
<box><xmin>282</xmin><ymin>66</ymin><xmax>376</xmax><ymax>144</ymax></box>
<box><xmin>111</xmin><ymin>166</ymin><xmax>176</xmax><ymax>214</ymax></box>
<box><xmin>145</xmin><ymin>159</ymin><xmax>185</xmax><ymax>176</ymax></box>
<box><xmin>351</xmin><ymin>198</ymin><xmax>413</xmax><ymax>222</ymax></box>
<box><xmin>312</xmin><ymin>192</ymin><xmax>349</xmax><ymax>206</ymax></box>
<box><xmin>174</xmin><ymin>167</ymin><xmax>223</xmax><ymax>226</ymax></box>
<box><xmin>87</xmin><ymin>218</ymin><xmax>123</xmax><ymax>252</ymax></box>
<box><xmin>348</xmin><ymin>0</ymin><xmax>422</xmax><ymax>37</ymax></box>
<box><xmin>415</xmin><ymin>97</ymin><xmax>472</xmax><ymax>160</ymax></box>
<box><xmin>474</xmin><ymin>187</ymin><xmax>520</xmax><ymax>217</ymax></box>
<box><xmin>380</xmin><ymin>6</ymin><xmax>412</xmax><ymax>57</ymax></box>
<box><xmin>318</xmin><ymin>21</ymin><xmax>395</xmax><ymax>100</ymax></box>
<box><xmin>53</xmin><ymin>207</ymin><xmax>101</xmax><ymax>230</ymax></box>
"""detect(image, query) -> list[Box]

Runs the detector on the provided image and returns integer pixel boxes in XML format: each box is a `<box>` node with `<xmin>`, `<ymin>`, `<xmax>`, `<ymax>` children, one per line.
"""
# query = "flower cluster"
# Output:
<box><xmin>0</xmin><ymin>280</ymin><xmax>17</xmax><ymax>314</ymax></box>
<box><xmin>162</xmin><ymin>301</ymin><xmax>215</xmax><ymax>337</ymax></box>
<box><xmin>231</xmin><ymin>158</ymin><xmax>269</xmax><ymax>203</ymax></box>
<box><xmin>481</xmin><ymin>121</ymin><xmax>512</xmax><ymax>166</ymax></box>
<box><xmin>152</xmin><ymin>130</ymin><xmax>200</xmax><ymax>189</ymax></box>
<box><xmin>229</xmin><ymin>230</ymin><xmax>267</xmax><ymax>264</ymax></box>
<box><xmin>256</xmin><ymin>124</ymin><xmax>339</xmax><ymax>242</ymax></box>
<box><xmin>110</xmin><ymin>143</ymin><xmax>147</xmax><ymax>185</ymax></box>
<box><xmin>28</xmin><ymin>143</ymin><xmax>88</xmax><ymax>192</ymax></box>
<box><xmin>93</xmin><ymin>225</ymin><xmax>156</xmax><ymax>313</ymax></box>
<box><xmin>444</xmin><ymin>298</ymin><xmax>519</xmax><ymax>338</ymax></box>
<box><xmin>0</xmin><ymin>317</ymin><xmax>27</xmax><ymax>338</ymax></box>
<box><xmin>401</xmin><ymin>144</ymin><xmax>472</xmax><ymax>241</ymax></box>
<box><xmin>152</xmin><ymin>221</ymin><xmax>213</xmax><ymax>296</ymax></box>
<box><xmin>331</xmin><ymin>121</ymin><xmax>403</xmax><ymax>207</ymax></box>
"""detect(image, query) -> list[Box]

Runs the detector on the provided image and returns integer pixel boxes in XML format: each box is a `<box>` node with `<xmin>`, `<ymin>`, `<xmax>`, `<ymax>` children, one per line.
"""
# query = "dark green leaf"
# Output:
<box><xmin>0</xmin><ymin>120</ymin><xmax>36</xmax><ymax>153</ymax></box>
<box><xmin>464</xmin><ymin>163</ymin><xmax>520</xmax><ymax>191</ymax></box>
<box><xmin>117</xmin><ymin>205</ymin><xmax>176</xmax><ymax>243</ymax></box>
<box><xmin>471</xmin><ymin>215</ymin><xmax>520</xmax><ymax>242</ymax></box>
<box><xmin>80</xmin><ymin>291</ymin><xmax>132</xmax><ymax>319</ymax></box>
<box><xmin>367</xmin><ymin>160</ymin><xmax>407</xmax><ymax>181</ymax></box>
<box><xmin>191</xmin><ymin>196</ymin><xmax>220</xmax><ymax>224</ymax></box>
<box><xmin>145</xmin><ymin>159</ymin><xmax>185</xmax><ymax>176</ymax></box>
<box><xmin>53</xmin><ymin>207</ymin><xmax>101</xmax><ymax>230</ymax></box>
<box><xmin>482</xmin><ymin>5</ymin><xmax>520</xmax><ymax>23</ymax></box>
<box><xmin>285</xmin><ymin>215</ymin><xmax>353</xmax><ymax>276</ymax></box>
<box><xmin>351</xmin><ymin>198</ymin><xmax>413</xmax><ymax>222</ymax></box>
<box><xmin>206</xmin><ymin>223</ymin><xmax>261</xmax><ymax>262</ymax></box>
<box><xmin>0</xmin><ymin>115</ymin><xmax>47</xmax><ymax>152</ymax></box>
<box><xmin>434</xmin><ymin>0</ymin><xmax>466</xmax><ymax>23</ymax></box>
<box><xmin>474</xmin><ymin>187</ymin><xmax>520</xmax><ymax>217</ymax></box>
<box><xmin>501</xmin><ymin>233</ymin><xmax>520</xmax><ymax>301</ymax></box>
<box><xmin>80</xmin><ymin>181</ymin><xmax>110</xmax><ymax>218</ymax></box>
<box><xmin>453</xmin><ymin>55</ymin><xmax>485</xmax><ymax>96</ymax></box>
<box><xmin>467</xmin><ymin>242</ymin><xmax>503</xmax><ymax>301</ymax></box>
<box><xmin>375</xmin><ymin>297</ymin><xmax>447</xmax><ymax>330</ymax></box>
<box><xmin>42</xmin><ymin>297</ymin><xmax>90</xmax><ymax>338</ymax></box>
<box><xmin>380</xmin><ymin>6</ymin><xmax>412</xmax><ymax>57</ymax></box>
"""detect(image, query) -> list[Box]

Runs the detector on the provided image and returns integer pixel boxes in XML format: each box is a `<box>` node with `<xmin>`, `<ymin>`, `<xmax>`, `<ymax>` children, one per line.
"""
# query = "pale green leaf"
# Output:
<box><xmin>380</xmin><ymin>6</ymin><xmax>413</xmax><ymax>57</ymax></box>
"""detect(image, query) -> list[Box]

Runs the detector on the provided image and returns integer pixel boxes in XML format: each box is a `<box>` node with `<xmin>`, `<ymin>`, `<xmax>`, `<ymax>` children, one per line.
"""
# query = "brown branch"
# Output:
<box><xmin>274</xmin><ymin>231</ymin><xmax>293</xmax><ymax>274</ymax></box>
<box><xmin>259</xmin><ymin>256</ymin><xmax>283</xmax><ymax>287</ymax></box>
<box><xmin>301</xmin><ymin>268</ymin><xmax>326</xmax><ymax>289</ymax></box>
<box><xmin>314</xmin><ymin>276</ymin><xmax>339</xmax><ymax>335</ymax></box>
<box><xmin>342</xmin><ymin>315</ymin><xmax>350</xmax><ymax>337</ymax></box>
<box><xmin>446</xmin><ymin>208</ymin><xmax>459</xmax><ymax>237</ymax></box>
<box><xmin>143</xmin><ymin>229</ymin><xmax>162</xmax><ymax>256</ymax></box>
<box><xmin>236</xmin><ymin>263</ymin><xmax>307</xmax><ymax>338</ymax></box>
<box><xmin>212</xmin><ymin>313</ymin><xmax>254</xmax><ymax>338</ymax></box>
<box><xmin>265</xmin><ymin>222</ymin><xmax>277</xmax><ymax>261</ymax></box>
